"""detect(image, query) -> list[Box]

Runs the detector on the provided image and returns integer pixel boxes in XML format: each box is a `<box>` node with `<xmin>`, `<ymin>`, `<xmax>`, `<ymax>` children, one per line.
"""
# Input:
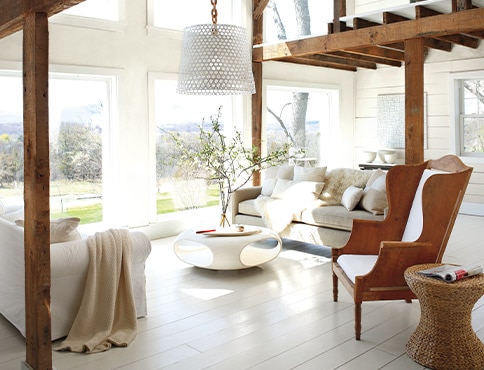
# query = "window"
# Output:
<box><xmin>0</xmin><ymin>72</ymin><xmax>113</xmax><ymax>224</ymax></box>
<box><xmin>265</xmin><ymin>84</ymin><xmax>339</xmax><ymax>166</ymax></box>
<box><xmin>459</xmin><ymin>79</ymin><xmax>484</xmax><ymax>156</ymax></box>
<box><xmin>263</xmin><ymin>0</ymin><xmax>332</xmax><ymax>43</ymax></box>
<box><xmin>153</xmin><ymin>78</ymin><xmax>236</xmax><ymax>215</ymax></box>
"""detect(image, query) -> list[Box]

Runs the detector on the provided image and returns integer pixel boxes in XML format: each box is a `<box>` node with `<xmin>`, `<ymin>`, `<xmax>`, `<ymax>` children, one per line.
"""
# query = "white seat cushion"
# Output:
<box><xmin>337</xmin><ymin>254</ymin><xmax>378</xmax><ymax>283</ymax></box>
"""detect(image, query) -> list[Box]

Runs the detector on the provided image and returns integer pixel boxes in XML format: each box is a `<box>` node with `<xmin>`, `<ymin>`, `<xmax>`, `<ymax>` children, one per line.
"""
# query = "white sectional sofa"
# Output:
<box><xmin>231</xmin><ymin>165</ymin><xmax>388</xmax><ymax>248</ymax></box>
<box><xmin>0</xmin><ymin>199</ymin><xmax>152</xmax><ymax>340</ymax></box>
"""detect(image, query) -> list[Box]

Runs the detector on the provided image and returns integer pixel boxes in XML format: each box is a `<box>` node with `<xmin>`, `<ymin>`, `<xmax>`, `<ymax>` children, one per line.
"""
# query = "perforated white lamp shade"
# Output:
<box><xmin>177</xmin><ymin>24</ymin><xmax>256</xmax><ymax>95</ymax></box>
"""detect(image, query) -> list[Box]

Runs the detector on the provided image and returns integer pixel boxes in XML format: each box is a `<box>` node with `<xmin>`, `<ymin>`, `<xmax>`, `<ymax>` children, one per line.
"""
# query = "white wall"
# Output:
<box><xmin>354</xmin><ymin>43</ymin><xmax>484</xmax><ymax>207</ymax></box>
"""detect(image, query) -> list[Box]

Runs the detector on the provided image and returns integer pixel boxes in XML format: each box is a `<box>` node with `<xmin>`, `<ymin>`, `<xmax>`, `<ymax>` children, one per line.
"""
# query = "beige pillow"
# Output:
<box><xmin>359</xmin><ymin>171</ymin><xmax>388</xmax><ymax>215</ymax></box>
<box><xmin>341</xmin><ymin>185</ymin><xmax>364</xmax><ymax>211</ymax></box>
<box><xmin>293</xmin><ymin>166</ymin><xmax>327</xmax><ymax>182</ymax></box>
<box><xmin>15</xmin><ymin>217</ymin><xmax>82</xmax><ymax>244</ymax></box>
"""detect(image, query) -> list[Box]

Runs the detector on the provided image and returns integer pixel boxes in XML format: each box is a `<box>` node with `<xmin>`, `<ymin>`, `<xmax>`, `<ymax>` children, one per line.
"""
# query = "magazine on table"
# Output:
<box><xmin>418</xmin><ymin>264</ymin><xmax>483</xmax><ymax>282</ymax></box>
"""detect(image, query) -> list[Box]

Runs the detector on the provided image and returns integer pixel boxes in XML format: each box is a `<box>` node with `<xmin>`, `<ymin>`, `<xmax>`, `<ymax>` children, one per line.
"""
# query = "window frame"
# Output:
<box><xmin>449</xmin><ymin>70</ymin><xmax>484</xmax><ymax>162</ymax></box>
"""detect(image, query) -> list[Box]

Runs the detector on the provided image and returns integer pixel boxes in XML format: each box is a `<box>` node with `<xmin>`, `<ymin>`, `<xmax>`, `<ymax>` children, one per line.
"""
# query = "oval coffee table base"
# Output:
<box><xmin>174</xmin><ymin>227</ymin><xmax>282</xmax><ymax>270</ymax></box>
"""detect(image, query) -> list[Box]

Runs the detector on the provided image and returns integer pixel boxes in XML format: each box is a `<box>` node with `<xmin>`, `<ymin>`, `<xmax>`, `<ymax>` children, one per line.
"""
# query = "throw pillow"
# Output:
<box><xmin>341</xmin><ymin>185</ymin><xmax>364</xmax><ymax>211</ymax></box>
<box><xmin>359</xmin><ymin>170</ymin><xmax>388</xmax><ymax>215</ymax></box>
<box><xmin>0</xmin><ymin>208</ymin><xmax>24</xmax><ymax>223</ymax></box>
<box><xmin>293</xmin><ymin>166</ymin><xmax>327</xmax><ymax>182</ymax></box>
<box><xmin>271</xmin><ymin>178</ymin><xmax>294</xmax><ymax>198</ymax></box>
<box><xmin>261</xmin><ymin>166</ymin><xmax>280</xmax><ymax>196</ymax></box>
<box><xmin>15</xmin><ymin>217</ymin><xmax>82</xmax><ymax>244</ymax></box>
<box><xmin>276</xmin><ymin>165</ymin><xmax>294</xmax><ymax>180</ymax></box>
<box><xmin>271</xmin><ymin>178</ymin><xmax>325</xmax><ymax>204</ymax></box>
<box><xmin>261</xmin><ymin>165</ymin><xmax>295</xmax><ymax>197</ymax></box>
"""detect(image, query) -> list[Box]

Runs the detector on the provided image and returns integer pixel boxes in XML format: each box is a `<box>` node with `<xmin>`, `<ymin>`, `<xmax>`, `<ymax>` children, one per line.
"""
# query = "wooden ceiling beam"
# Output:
<box><xmin>384</xmin><ymin>11</ymin><xmax>453</xmax><ymax>52</ymax></box>
<box><xmin>416</xmin><ymin>6</ymin><xmax>480</xmax><ymax>48</ymax></box>
<box><xmin>254</xmin><ymin>7</ymin><xmax>484</xmax><ymax>62</ymax></box>
<box><xmin>0</xmin><ymin>0</ymin><xmax>85</xmax><ymax>39</ymax></box>
<box><xmin>465</xmin><ymin>31</ymin><xmax>484</xmax><ymax>39</ymax></box>
<box><xmin>279</xmin><ymin>57</ymin><xmax>357</xmax><ymax>72</ymax></box>
<box><xmin>327</xmin><ymin>50</ymin><xmax>402</xmax><ymax>67</ymax></box>
<box><xmin>346</xmin><ymin>45</ymin><xmax>405</xmax><ymax>62</ymax></box>
<box><xmin>311</xmin><ymin>53</ymin><xmax>377</xmax><ymax>69</ymax></box>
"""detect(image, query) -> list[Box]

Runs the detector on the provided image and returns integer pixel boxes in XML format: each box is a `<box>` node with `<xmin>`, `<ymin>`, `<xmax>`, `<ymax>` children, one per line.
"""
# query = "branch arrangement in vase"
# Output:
<box><xmin>169</xmin><ymin>107</ymin><xmax>300</xmax><ymax>227</ymax></box>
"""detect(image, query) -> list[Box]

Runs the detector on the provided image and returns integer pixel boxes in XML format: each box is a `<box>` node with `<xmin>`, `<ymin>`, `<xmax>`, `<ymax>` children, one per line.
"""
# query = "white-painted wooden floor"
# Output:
<box><xmin>0</xmin><ymin>214</ymin><xmax>483</xmax><ymax>369</ymax></box>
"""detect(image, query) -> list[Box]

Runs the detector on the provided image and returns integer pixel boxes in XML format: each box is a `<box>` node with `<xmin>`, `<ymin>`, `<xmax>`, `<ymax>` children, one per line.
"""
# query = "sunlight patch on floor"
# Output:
<box><xmin>180</xmin><ymin>288</ymin><xmax>234</xmax><ymax>300</ymax></box>
<box><xmin>279</xmin><ymin>250</ymin><xmax>331</xmax><ymax>269</ymax></box>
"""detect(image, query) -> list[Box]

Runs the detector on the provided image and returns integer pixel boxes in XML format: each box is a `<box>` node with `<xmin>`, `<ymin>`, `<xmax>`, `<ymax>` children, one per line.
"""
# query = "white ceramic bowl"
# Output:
<box><xmin>378</xmin><ymin>150</ymin><xmax>396</xmax><ymax>163</ymax></box>
<box><xmin>383</xmin><ymin>153</ymin><xmax>397</xmax><ymax>164</ymax></box>
<box><xmin>362</xmin><ymin>151</ymin><xmax>377</xmax><ymax>163</ymax></box>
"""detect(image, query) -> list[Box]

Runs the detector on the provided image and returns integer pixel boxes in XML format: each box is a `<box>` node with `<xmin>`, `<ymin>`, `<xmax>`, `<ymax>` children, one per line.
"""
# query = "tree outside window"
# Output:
<box><xmin>461</xmin><ymin>79</ymin><xmax>484</xmax><ymax>156</ymax></box>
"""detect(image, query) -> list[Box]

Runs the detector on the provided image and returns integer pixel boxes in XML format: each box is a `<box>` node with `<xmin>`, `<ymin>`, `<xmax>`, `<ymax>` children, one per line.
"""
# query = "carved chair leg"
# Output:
<box><xmin>355</xmin><ymin>302</ymin><xmax>362</xmax><ymax>340</ymax></box>
<box><xmin>332</xmin><ymin>272</ymin><xmax>338</xmax><ymax>302</ymax></box>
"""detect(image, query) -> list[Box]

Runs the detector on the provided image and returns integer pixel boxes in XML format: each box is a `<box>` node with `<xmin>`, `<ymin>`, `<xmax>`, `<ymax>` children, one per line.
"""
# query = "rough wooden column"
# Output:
<box><xmin>23</xmin><ymin>11</ymin><xmax>52</xmax><ymax>370</ymax></box>
<box><xmin>252</xmin><ymin>0</ymin><xmax>264</xmax><ymax>186</ymax></box>
<box><xmin>404</xmin><ymin>38</ymin><xmax>425</xmax><ymax>164</ymax></box>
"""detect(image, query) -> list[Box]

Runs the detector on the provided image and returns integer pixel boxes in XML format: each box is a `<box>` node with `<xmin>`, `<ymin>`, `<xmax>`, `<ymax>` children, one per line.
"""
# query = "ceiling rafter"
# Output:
<box><xmin>254</xmin><ymin>4</ymin><xmax>484</xmax><ymax>71</ymax></box>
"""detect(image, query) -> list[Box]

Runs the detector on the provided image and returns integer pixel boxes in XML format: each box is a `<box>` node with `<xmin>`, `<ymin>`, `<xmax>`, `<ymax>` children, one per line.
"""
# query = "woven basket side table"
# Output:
<box><xmin>404</xmin><ymin>264</ymin><xmax>484</xmax><ymax>370</ymax></box>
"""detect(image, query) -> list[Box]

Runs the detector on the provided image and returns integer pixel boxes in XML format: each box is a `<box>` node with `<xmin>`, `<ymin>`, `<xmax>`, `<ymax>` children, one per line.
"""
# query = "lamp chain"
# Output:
<box><xmin>211</xmin><ymin>0</ymin><xmax>218</xmax><ymax>24</ymax></box>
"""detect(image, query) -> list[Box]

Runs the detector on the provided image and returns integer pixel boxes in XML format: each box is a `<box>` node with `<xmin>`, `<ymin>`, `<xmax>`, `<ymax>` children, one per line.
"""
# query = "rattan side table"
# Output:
<box><xmin>404</xmin><ymin>264</ymin><xmax>484</xmax><ymax>370</ymax></box>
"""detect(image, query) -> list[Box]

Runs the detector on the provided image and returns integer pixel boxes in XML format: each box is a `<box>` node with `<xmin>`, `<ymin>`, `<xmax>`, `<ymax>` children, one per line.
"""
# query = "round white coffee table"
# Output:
<box><xmin>174</xmin><ymin>226</ymin><xmax>282</xmax><ymax>270</ymax></box>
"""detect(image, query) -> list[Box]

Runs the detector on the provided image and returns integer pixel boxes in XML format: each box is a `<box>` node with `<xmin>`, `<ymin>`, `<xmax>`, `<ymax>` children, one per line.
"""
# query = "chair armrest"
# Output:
<box><xmin>332</xmin><ymin>218</ymin><xmax>392</xmax><ymax>259</ymax></box>
<box><xmin>357</xmin><ymin>241</ymin><xmax>432</xmax><ymax>291</ymax></box>
<box><xmin>230</xmin><ymin>186</ymin><xmax>262</xmax><ymax>223</ymax></box>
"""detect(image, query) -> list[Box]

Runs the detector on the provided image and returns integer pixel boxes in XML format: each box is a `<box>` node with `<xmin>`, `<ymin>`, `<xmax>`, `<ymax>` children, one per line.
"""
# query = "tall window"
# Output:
<box><xmin>153</xmin><ymin>79</ymin><xmax>234</xmax><ymax>215</ymax></box>
<box><xmin>0</xmin><ymin>72</ymin><xmax>112</xmax><ymax>224</ymax></box>
<box><xmin>459</xmin><ymin>79</ymin><xmax>484</xmax><ymax>156</ymax></box>
<box><xmin>265</xmin><ymin>85</ymin><xmax>339</xmax><ymax>166</ymax></box>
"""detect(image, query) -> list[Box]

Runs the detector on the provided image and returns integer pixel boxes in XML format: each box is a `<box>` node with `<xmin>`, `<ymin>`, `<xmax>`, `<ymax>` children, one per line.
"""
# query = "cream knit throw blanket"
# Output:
<box><xmin>55</xmin><ymin>229</ymin><xmax>137</xmax><ymax>353</ymax></box>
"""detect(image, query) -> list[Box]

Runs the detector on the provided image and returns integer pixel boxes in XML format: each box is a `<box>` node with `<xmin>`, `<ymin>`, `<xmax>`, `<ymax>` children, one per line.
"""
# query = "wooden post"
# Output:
<box><xmin>252</xmin><ymin>0</ymin><xmax>264</xmax><ymax>186</ymax></box>
<box><xmin>252</xmin><ymin>61</ymin><xmax>263</xmax><ymax>186</ymax></box>
<box><xmin>23</xmin><ymin>11</ymin><xmax>52</xmax><ymax>370</ymax></box>
<box><xmin>404</xmin><ymin>38</ymin><xmax>425</xmax><ymax>164</ymax></box>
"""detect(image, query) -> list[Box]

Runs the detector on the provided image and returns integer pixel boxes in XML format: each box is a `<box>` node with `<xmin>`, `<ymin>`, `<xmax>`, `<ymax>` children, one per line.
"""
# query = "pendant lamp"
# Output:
<box><xmin>176</xmin><ymin>0</ymin><xmax>256</xmax><ymax>95</ymax></box>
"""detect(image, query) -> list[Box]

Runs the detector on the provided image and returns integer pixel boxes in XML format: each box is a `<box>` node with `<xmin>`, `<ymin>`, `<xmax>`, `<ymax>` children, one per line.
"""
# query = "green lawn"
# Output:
<box><xmin>3</xmin><ymin>181</ymin><xmax>220</xmax><ymax>224</ymax></box>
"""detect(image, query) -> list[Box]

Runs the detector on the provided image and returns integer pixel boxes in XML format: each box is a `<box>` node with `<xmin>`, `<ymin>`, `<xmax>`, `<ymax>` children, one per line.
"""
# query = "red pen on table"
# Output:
<box><xmin>195</xmin><ymin>229</ymin><xmax>216</xmax><ymax>234</ymax></box>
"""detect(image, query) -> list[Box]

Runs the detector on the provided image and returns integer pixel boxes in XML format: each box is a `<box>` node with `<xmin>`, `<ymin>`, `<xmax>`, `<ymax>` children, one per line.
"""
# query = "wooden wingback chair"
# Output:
<box><xmin>332</xmin><ymin>155</ymin><xmax>472</xmax><ymax>340</ymax></box>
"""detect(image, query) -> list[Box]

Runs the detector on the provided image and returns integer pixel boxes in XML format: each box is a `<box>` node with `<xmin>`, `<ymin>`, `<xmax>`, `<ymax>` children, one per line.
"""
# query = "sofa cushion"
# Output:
<box><xmin>341</xmin><ymin>186</ymin><xmax>364</xmax><ymax>211</ymax></box>
<box><xmin>300</xmin><ymin>205</ymin><xmax>383</xmax><ymax>231</ymax></box>
<box><xmin>238</xmin><ymin>199</ymin><xmax>261</xmax><ymax>217</ymax></box>
<box><xmin>337</xmin><ymin>254</ymin><xmax>378</xmax><ymax>283</ymax></box>
<box><xmin>16</xmin><ymin>217</ymin><xmax>82</xmax><ymax>244</ymax></box>
<box><xmin>359</xmin><ymin>170</ymin><xmax>388</xmax><ymax>215</ymax></box>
